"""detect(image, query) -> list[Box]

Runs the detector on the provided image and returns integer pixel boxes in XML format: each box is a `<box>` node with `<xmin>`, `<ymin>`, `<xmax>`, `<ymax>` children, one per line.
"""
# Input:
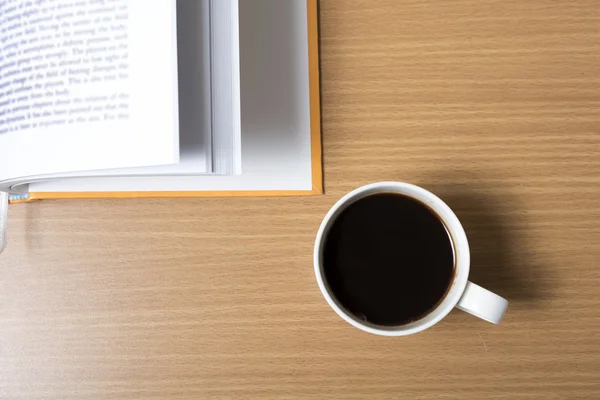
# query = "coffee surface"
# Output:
<box><xmin>323</xmin><ymin>193</ymin><xmax>455</xmax><ymax>326</ymax></box>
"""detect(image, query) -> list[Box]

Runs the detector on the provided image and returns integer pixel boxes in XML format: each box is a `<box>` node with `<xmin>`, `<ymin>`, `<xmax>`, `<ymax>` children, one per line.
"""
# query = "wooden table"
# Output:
<box><xmin>2</xmin><ymin>1</ymin><xmax>600</xmax><ymax>398</ymax></box>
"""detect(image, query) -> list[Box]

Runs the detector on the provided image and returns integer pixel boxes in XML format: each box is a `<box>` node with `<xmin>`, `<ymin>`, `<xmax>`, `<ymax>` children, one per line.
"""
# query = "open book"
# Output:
<box><xmin>0</xmin><ymin>0</ymin><xmax>322</xmax><ymax>203</ymax></box>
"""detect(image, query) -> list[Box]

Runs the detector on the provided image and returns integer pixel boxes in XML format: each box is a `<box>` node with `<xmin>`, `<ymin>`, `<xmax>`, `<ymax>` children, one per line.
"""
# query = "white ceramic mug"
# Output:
<box><xmin>314</xmin><ymin>182</ymin><xmax>508</xmax><ymax>336</ymax></box>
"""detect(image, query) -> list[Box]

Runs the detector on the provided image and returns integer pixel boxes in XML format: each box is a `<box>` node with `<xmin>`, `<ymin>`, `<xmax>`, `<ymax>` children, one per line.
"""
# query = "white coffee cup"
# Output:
<box><xmin>314</xmin><ymin>182</ymin><xmax>508</xmax><ymax>336</ymax></box>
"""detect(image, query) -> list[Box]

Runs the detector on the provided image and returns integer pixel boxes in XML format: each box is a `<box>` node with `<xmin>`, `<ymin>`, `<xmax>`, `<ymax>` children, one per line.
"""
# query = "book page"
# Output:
<box><xmin>0</xmin><ymin>0</ymin><xmax>179</xmax><ymax>182</ymax></box>
<box><xmin>210</xmin><ymin>0</ymin><xmax>241</xmax><ymax>175</ymax></box>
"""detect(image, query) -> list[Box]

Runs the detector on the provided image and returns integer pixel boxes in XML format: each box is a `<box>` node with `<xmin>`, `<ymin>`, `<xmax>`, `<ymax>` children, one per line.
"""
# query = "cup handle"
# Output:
<box><xmin>456</xmin><ymin>281</ymin><xmax>508</xmax><ymax>324</ymax></box>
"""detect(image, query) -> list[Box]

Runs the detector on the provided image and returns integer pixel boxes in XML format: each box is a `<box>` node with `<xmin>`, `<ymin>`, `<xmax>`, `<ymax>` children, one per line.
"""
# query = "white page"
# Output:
<box><xmin>0</xmin><ymin>0</ymin><xmax>214</xmax><ymax>183</ymax></box>
<box><xmin>174</xmin><ymin>0</ymin><xmax>213</xmax><ymax>173</ymax></box>
<box><xmin>21</xmin><ymin>0</ymin><xmax>314</xmax><ymax>194</ymax></box>
<box><xmin>0</xmin><ymin>0</ymin><xmax>180</xmax><ymax>183</ymax></box>
<box><xmin>210</xmin><ymin>0</ymin><xmax>242</xmax><ymax>175</ymax></box>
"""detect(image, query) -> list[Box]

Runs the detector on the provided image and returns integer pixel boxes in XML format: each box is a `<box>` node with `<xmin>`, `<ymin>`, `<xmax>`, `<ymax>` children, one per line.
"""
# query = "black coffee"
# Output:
<box><xmin>323</xmin><ymin>192</ymin><xmax>455</xmax><ymax>326</ymax></box>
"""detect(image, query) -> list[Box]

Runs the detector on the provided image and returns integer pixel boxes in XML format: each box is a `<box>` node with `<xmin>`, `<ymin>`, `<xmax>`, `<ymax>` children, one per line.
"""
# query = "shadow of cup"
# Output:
<box><xmin>423</xmin><ymin>182</ymin><xmax>549</xmax><ymax>308</ymax></box>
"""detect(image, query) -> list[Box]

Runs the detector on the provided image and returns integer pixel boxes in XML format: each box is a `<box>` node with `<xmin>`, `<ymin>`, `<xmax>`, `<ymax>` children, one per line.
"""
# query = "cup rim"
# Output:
<box><xmin>314</xmin><ymin>182</ymin><xmax>470</xmax><ymax>336</ymax></box>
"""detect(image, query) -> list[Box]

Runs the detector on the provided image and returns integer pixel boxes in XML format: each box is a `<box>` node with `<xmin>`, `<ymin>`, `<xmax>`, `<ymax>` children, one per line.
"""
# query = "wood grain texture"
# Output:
<box><xmin>2</xmin><ymin>0</ymin><xmax>600</xmax><ymax>398</ymax></box>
